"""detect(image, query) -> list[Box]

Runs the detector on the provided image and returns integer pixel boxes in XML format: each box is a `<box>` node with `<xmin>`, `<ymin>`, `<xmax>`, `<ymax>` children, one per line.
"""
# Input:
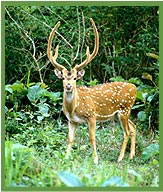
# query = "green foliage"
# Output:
<box><xmin>110</xmin><ymin>76</ymin><xmax>125</xmax><ymax>82</ymax></box>
<box><xmin>27</xmin><ymin>84</ymin><xmax>44</xmax><ymax>104</ymax></box>
<box><xmin>58</xmin><ymin>171</ymin><xmax>84</xmax><ymax>187</ymax></box>
<box><xmin>58</xmin><ymin>171</ymin><xmax>130</xmax><ymax>187</ymax></box>
<box><xmin>5</xmin><ymin>121</ymin><xmax>159</xmax><ymax>187</ymax></box>
<box><xmin>5</xmin><ymin>141</ymin><xmax>35</xmax><ymax>187</ymax></box>
<box><xmin>137</xmin><ymin>111</ymin><xmax>147</xmax><ymax>122</ymax></box>
<box><xmin>133</xmin><ymin>74</ymin><xmax>159</xmax><ymax>130</ymax></box>
<box><xmin>5</xmin><ymin>6</ymin><xmax>158</xmax><ymax>85</ymax></box>
<box><xmin>5</xmin><ymin>81</ymin><xmax>62</xmax><ymax>134</ymax></box>
<box><xmin>101</xmin><ymin>176</ymin><xmax>129</xmax><ymax>187</ymax></box>
<box><xmin>142</xmin><ymin>143</ymin><xmax>159</xmax><ymax>161</ymax></box>
<box><xmin>86</xmin><ymin>79</ymin><xmax>98</xmax><ymax>86</ymax></box>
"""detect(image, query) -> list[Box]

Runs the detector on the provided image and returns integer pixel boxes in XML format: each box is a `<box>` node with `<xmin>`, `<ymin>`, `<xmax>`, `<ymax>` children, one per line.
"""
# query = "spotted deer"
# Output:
<box><xmin>47</xmin><ymin>18</ymin><xmax>137</xmax><ymax>164</ymax></box>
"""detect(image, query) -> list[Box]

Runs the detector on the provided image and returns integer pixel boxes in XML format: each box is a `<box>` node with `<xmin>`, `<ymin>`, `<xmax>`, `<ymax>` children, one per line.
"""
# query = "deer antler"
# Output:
<box><xmin>47</xmin><ymin>18</ymin><xmax>99</xmax><ymax>71</ymax></box>
<box><xmin>74</xmin><ymin>18</ymin><xmax>99</xmax><ymax>71</ymax></box>
<box><xmin>47</xmin><ymin>21</ymin><xmax>66</xmax><ymax>71</ymax></box>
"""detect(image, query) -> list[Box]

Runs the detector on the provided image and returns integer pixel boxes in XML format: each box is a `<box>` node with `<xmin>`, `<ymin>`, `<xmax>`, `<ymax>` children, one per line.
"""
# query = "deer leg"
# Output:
<box><xmin>128</xmin><ymin>119</ymin><xmax>136</xmax><ymax>160</ymax></box>
<box><xmin>88</xmin><ymin>118</ymin><xmax>98</xmax><ymax>164</ymax></box>
<box><xmin>65</xmin><ymin>121</ymin><xmax>77</xmax><ymax>159</ymax></box>
<box><xmin>118</xmin><ymin>113</ymin><xmax>130</xmax><ymax>162</ymax></box>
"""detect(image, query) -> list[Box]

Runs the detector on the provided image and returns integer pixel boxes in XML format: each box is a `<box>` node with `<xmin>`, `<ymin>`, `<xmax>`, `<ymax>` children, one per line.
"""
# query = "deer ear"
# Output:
<box><xmin>54</xmin><ymin>69</ymin><xmax>63</xmax><ymax>79</ymax></box>
<box><xmin>77</xmin><ymin>69</ymin><xmax>85</xmax><ymax>79</ymax></box>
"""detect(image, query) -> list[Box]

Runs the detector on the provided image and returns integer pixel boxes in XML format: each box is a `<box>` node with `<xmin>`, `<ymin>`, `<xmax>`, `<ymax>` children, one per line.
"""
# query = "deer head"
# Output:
<box><xmin>47</xmin><ymin>18</ymin><xmax>99</xmax><ymax>95</ymax></box>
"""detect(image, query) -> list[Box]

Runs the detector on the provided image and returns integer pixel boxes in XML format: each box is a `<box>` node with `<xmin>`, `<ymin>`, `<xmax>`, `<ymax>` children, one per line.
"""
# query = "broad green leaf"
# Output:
<box><xmin>102</xmin><ymin>176</ymin><xmax>129</xmax><ymax>187</ymax></box>
<box><xmin>136</xmin><ymin>91</ymin><xmax>144</xmax><ymax>101</ymax></box>
<box><xmin>37</xmin><ymin>103</ymin><xmax>50</xmax><ymax>116</ymax></box>
<box><xmin>57</xmin><ymin>171</ymin><xmax>84</xmax><ymax>187</ymax></box>
<box><xmin>27</xmin><ymin>85</ymin><xmax>43</xmax><ymax>104</ymax></box>
<box><xmin>128</xmin><ymin>77</ymin><xmax>142</xmax><ymax>85</ymax></box>
<box><xmin>5</xmin><ymin>106</ymin><xmax>8</xmax><ymax>113</ymax></box>
<box><xmin>147</xmin><ymin>95</ymin><xmax>154</xmax><ymax>102</ymax></box>
<box><xmin>142</xmin><ymin>93</ymin><xmax>148</xmax><ymax>101</ymax></box>
<box><xmin>142</xmin><ymin>143</ymin><xmax>159</xmax><ymax>160</ymax></box>
<box><xmin>37</xmin><ymin>115</ymin><xmax>44</xmax><ymax>122</ymax></box>
<box><xmin>42</xmin><ymin>91</ymin><xmax>61</xmax><ymax>101</ymax></box>
<box><xmin>87</xmin><ymin>79</ymin><xmax>98</xmax><ymax>86</ymax></box>
<box><xmin>28</xmin><ymin>82</ymin><xmax>35</xmax><ymax>87</ymax></box>
<box><xmin>137</xmin><ymin>111</ymin><xmax>147</xmax><ymax>121</ymax></box>
<box><xmin>109</xmin><ymin>76</ymin><xmax>125</xmax><ymax>82</ymax></box>
<box><xmin>40</xmin><ymin>97</ymin><xmax>47</xmax><ymax>103</ymax></box>
<box><xmin>5</xmin><ymin>82</ymin><xmax>26</xmax><ymax>94</ymax></box>
<box><xmin>11</xmin><ymin>81</ymin><xmax>24</xmax><ymax>92</ymax></box>
<box><xmin>5</xmin><ymin>85</ymin><xmax>13</xmax><ymax>94</ymax></box>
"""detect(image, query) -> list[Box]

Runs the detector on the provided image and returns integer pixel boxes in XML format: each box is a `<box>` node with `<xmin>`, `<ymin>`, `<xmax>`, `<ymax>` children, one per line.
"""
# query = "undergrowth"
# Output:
<box><xmin>5</xmin><ymin>118</ymin><xmax>159</xmax><ymax>188</ymax></box>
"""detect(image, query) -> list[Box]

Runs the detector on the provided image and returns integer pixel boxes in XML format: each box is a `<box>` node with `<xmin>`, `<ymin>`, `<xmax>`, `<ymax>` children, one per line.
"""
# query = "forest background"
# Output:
<box><xmin>4</xmin><ymin>5</ymin><xmax>159</xmax><ymax>188</ymax></box>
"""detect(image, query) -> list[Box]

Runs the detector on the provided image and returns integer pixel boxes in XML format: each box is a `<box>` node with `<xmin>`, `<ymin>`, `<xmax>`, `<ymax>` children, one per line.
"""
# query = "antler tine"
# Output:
<box><xmin>75</xmin><ymin>18</ymin><xmax>99</xmax><ymax>71</ymax></box>
<box><xmin>89</xmin><ymin>18</ymin><xmax>99</xmax><ymax>61</ymax></box>
<box><xmin>47</xmin><ymin>21</ymin><xmax>66</xmax><ymax>71</ymax></box>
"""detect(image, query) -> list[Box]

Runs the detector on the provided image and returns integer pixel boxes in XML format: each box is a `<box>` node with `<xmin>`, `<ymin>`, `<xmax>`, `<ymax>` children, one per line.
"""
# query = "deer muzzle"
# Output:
<box><xmin>65</xmin><ymin>83</ymin><xmax>73</xmax><ymax>92</ymax></box>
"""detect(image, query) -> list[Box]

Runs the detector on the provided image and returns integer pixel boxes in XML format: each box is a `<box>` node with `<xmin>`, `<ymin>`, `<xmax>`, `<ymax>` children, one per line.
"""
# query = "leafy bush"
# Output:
<box><xmin>5</xmin><ymin>81</ymin><xmax>62</xmax><ymax>135</ymax></box>
<box><xmin>142</xmin><ymin>143</ymin><xmax>159</xmax><ymax>161</ymax></box>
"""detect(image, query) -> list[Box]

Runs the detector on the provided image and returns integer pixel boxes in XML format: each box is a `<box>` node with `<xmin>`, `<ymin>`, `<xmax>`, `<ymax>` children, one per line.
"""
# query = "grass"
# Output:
<box><xmin>4</xmin><ymin>117</ymin><xmax>159</xmax><ymax>188</ymax></box>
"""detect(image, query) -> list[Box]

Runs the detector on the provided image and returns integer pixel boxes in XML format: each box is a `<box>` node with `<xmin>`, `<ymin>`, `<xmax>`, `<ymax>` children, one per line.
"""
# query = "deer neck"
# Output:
<box><xmin>63</xmin><ymin>87</ymin><xmax>78</xmax><ymax>115</ymax></box>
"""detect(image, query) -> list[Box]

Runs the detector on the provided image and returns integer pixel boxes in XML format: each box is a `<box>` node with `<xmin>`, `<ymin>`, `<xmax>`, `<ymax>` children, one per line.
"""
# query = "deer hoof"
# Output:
<box><xmin>118</xmin><ymin>155</ymin><xmax>124</xmax><ymax>162</ymax></box>
<box><xmin>94</xmin><ymin>156</ymin><xmax>98</xmax><ymax>164</ymax></box>
<box><xmin>129</xmin><ymin>152</ymin><xmax>135</xmax><ymax>160</ymax></box>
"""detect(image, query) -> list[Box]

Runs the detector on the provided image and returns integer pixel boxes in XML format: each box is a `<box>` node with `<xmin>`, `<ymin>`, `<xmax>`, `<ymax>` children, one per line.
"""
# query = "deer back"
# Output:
<box><xmin>73</xmin><ymin>82</ymin><xmax>136</xmax><ymax>122</ymax></box>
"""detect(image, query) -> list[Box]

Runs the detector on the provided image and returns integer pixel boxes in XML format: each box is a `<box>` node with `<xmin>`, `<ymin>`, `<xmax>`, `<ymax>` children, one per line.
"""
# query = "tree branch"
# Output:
<box><xmin>74</xmin><ymin>7</ymin><xmax>81</xmax><ymax>62</ymax></box>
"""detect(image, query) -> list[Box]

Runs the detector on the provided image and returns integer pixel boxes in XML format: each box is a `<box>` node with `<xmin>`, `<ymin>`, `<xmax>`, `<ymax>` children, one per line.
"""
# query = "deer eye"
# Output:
<box><xmin>74</xmin><ymin>77</ymin><xmax>77</xmax><ymax>80</ymax></box>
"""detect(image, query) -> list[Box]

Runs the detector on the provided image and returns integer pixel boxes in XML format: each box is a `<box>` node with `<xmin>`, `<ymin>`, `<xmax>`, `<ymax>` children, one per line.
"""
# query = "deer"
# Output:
<box><xmin>47</xmin><ymin>18</ymin><xmax>137</xmax><ymax>164</ymax></box>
